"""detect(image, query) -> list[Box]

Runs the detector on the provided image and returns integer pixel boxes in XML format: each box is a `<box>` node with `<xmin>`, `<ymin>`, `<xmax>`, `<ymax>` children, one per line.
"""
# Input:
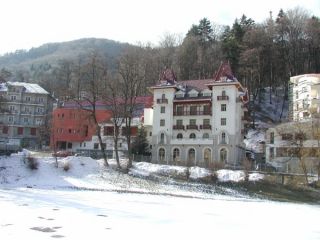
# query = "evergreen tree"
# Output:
<box><xmin>132</xmin><ymin>126</ymin><xmax>150</xmax><ymax>155</ymax></box>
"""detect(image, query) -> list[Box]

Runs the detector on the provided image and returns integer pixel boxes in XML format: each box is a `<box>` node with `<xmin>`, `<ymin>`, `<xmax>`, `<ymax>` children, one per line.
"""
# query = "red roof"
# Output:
<box><xmin>213</xmin><ymin>62</ymin><xmax>236</xmax><ymax>82</ymax></box>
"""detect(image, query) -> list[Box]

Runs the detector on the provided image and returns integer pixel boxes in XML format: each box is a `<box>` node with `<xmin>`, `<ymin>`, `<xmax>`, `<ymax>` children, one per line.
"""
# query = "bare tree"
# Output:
<box><xmin>75</xmin><ymin>53</ymin><xmax>109</xmax><ymax>166</ymax></box>
<box><xmin>117</xmin><ymin>47</ymin><xmax>145</xmax><ymax>169</ymax></box>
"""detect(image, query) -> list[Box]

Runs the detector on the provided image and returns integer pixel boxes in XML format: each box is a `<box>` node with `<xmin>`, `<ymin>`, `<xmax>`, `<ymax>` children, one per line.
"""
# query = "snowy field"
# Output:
<box><xmin>1</xmin><ymin>151</ymin><xmax>320</xmax><ymax>239</ymax></box>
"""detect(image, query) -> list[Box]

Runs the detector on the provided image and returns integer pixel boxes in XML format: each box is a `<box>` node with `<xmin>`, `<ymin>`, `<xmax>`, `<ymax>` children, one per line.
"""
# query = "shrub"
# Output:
<box><xmin>63</xmin><ymin>161</ymin><xmax>71</xmax><ymax>171</ymax></box>
<box><xmin>26</xmin><ymin>156</ymin><xmax>39</xmax><ymax>170</ymax></box>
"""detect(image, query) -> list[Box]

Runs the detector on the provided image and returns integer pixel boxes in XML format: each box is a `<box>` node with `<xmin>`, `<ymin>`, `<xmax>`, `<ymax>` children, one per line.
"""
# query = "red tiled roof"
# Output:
<box><xmin>213</xmin><ymin>62</ymin><xmax>236</xmax><ymax>82</ymax></box>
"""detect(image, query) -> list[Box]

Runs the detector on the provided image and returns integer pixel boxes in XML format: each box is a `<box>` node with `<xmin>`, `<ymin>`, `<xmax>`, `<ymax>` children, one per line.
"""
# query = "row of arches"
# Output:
<box><xmin>158</xmin><ymin>147</ymin><xmax>228</xmax><ymax>165</ymax></box>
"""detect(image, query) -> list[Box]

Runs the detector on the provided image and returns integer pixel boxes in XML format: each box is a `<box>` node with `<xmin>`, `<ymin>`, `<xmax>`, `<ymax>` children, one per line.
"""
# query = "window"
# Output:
<box><xmin>84</xmin><ymin>142</ymin><xmax>86</xmax><ymax>147</ymax></box>
<box><xmin>17</xmin><ymin>127</ymin><xmax>24</xmax><ymax>135</ymax></box>
<box><xmin>160</xmin><ymin>133</ymin><xmax>165</xmax><ymax>143</ymax></box>
<box><xmin>176</xmin><ymin>106</ymin><xmax>184</xmax><ymax>115</ymax></box>
<box><xmin>221</xmin><ymin>118</ymin><xmax>226</xmax><ymax>126</ymax></box>
<box><xmin>302</xmin><ymin>87</ymin><xmax>307</xmax><ymax>93</ymax></box>
<box><xmin>100</xmin><ymin>143</ymin><xmax>106</xmax><ymax>149</ymax></box>
<box><xmin>176</xmin><ymin>119</ymin><xmax>183</xmax><ymax>126</ymax></box>
<box><xmin>221</xmin><ymin>132</ymin><xmax>226</xmax><ymax>144</ymax></box>
<box><xmin>220</xmin><ymin>148</ymin><xmax>227</xmax><ymax>162</ymax></box>
<box><xmin>295</xmin><ymin>90</ymin><xmax>299</xmax><ymax>99</ymax></box>
<box><xmin>203</xmin><ymin>119</ymin><xmax>210</xmax><ymax>125</ymax></box>
<box><xmin>203</xmin><ymin>133</ymin><xmax>209</xmax><ymax>139</ymax></box>
<box><xmin>2</xmin><ymin>126</ymin><xmax>8</xmax><ymax>134</ymax></box>
<box><xmin>68</xmin><ymin>129</ymin><xmax>72</xmax><ymax>134</ymax></box>
<box><xmin>160</xmin><ymin>119</ymin><xmax>165</xmax><ymax>126</ymax></box>
<box><xmin>203</xmin><ymin>105</ymin><xmax>210</xmax><ymax>114</ymax></box>
<box><xmin>177</xmin><ymin>133</ymin><xmax>183</xmax><ymax>139</ymax></box>
<box><xmin>190</xmin><ymin>119</ymin><xmax>196</xmax><ymax>125</ymax></box>
<box><xmin>190</xmin><ymin>133</ymin><xmax>196</xmax><ymax>139</ymax></box>
<box><xmin>204</xmin><ymin>148</ymin><xmax>212</xmax><ymax>167</ymax></box>
<box><xmin>104</xmin><ymin>126</ymin><xmax>114</xmax><ymax>136</ymax></box>
<box><xmin>9</xmin><ymin>106</ymin><xmax>15</xmax><ymax>111</ymax></box>
<box><xmin>222</xmin><ymin>90</ymin><xmax>226</xmax><ymax>96</ymax></box>
<box><xmin>23</xmin><ymin>117</ymin><xmax>29</xmax><ymax>123</ymax></box>
<box><xmin>187</xmin><ymin>148</ymin><xmax>195</xmax><ymax>166</ymax></box>
<box><xmin>149</xmin><ymin>132</ymin><xmax>152</xmax><ymax>136</ymax></box>
<box><xmin>270</xmin><ymin>147</ymin><xmax>274</xmax><ymax>158</ymax></box>
<box><xmin>173</xmin><ymin>148</ymin><xmax>180</xmax><ymax>162</ymax></box>
<box><xmin>10</xmin><ymin>95</ymin><xmax>16</xmax><ymax>101</ymax></box>
<box><xmin>160</xmin><ymin>106</ymin><xmax>165</xmax><ymax>113</ymax></box>
<box><xmin>270</xmin><ymin>132</ymin><xmax>274</xmax><ymax>144</ymax></box>
<box><xmin>190</xmin><ymin>106</ymin><xmax>197</xmax><ymax>115</ymax></box>
<box><xmin>159</xmin><ymin>148</ymin><xmax>165</xmax><ymax>161</ymax></box>
<box><xmin>25</xmin><ymin>96</ymin><xmax>31</xmax><ymax>102</ymax></box>
<box><xmin>161</xmin><ymin>94</ymin><xmax>166</xmax><ymax>99</ymax></box>
<box><xmin>24</xmin><ymin>107</ymin><xmax>30</xmax><ymax>113</ymax></box>
<box><xmin>8</xmin><ymin>116</ymin><xmax>13</xmax><ymax>122</ymax></box>
<box><xmin>221</xmin><ymin>104</ymin><xmax>226</xmax><ymax>111</ymax></box>
<box><xmin>94</xmin><ymin>143</ymin><xmax>99</xmax><ymax>149</ymax></box>
<box><xmin>39</xmin><ymin>97</ymin><xmax>44</xmax><ymax>103</ymax></box>
<box><xmin>67</xmin><ymin>143</ymin><xmax>72</xmax><ymax>149</ymax></box>
<box><xmin>30</xmin><ymin>128</ymin><xmax>36</xmax><ymax>136</ymax></box>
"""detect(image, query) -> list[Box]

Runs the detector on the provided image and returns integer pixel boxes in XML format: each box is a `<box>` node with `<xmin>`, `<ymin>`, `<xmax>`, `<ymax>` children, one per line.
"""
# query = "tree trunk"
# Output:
<box><xmin>113</xmin><ymin>126</ymin><xmax>121</xmax><ymax>169</ymax></box>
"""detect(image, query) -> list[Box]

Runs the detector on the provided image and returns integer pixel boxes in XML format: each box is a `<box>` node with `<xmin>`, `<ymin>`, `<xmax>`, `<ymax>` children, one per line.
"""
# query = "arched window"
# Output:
<box><xmin>173</xmin><ymin>148</ymin><xmax>180</xmax><ymax>162</ymax></box>
<box><xmin>204</xmin><ymin>148</ymin><xmax>212</xmax><ymax>167</ymax></box>
<box><xmin>160</xmin><ymin>133</ymin><xmax>165</xmax><ymax>144</ymax></box>
<box><xmin>190</xmin><ymin>133</ymin><xmax>196</xmax><ymax>139</ymax></box>
<box><xmin>222</xmin><ymin>90</ymin><xmax>226</xmax><ymax>96</ymax></box>
<box><xmin>220</xmin><ymin>148</ymin><xmax>227</xmax><ymax>163</ymax></box>
<box><xmin>203</xmin><ymin>133</ymin><xmax>209</xmax><ymax>139</ymax></box>
<box><xmin>177</xmin><ymin>133</ymin><xmax>183</xmax><ymax>139</ymax></box>
<box><xmin>221</xmin><ymin>132</ymin><xmax>226</xmax><ymax>144</ymax></box>
<box><xmin>161</xmin><ymin>93</ymin><xmax>166</xmax><ymax>99</ymax></box>
<box><xmin>159</xmin><ymin>148</ymin><xmax>165</xmax><ymax>162</ymax></box>
<box><xmin>188</xmin><ymin>148</ymin><xmax>196</xmax><ymax>166</ymax></box>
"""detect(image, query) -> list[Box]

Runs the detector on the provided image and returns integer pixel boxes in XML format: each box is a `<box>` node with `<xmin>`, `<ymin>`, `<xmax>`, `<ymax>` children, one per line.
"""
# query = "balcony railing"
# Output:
<box><xmin>200</xmin><ymin>124</ymin><xmax>211</xmax><ymax>130</ymax></box>
<box><xmin>173</xmin><ymin>125</ymin><xmax>185</xmax><ymax>130</ymax></box>
<box><xmin>217</xmin><ymin>96</ymin><xmax>229</xmax><ymax>101</ymax></box>
<box><xmin>157</xmin><ymin>98</ymin><xmax>168</xmax><ymax>104</ymax></box>
<box><xmin>186</xmin><ymin>125</ymin><xmax>198</xmax><ymax>130</ymax></box>
<box><xmin>173</xmin><ymin>110</ymin><xmax>212</xmax><ymax>116</ymax></box>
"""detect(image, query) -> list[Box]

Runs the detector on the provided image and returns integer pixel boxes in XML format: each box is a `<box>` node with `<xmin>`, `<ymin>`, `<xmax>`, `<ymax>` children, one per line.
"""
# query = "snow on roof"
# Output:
<box><xmin>0</xmin><ymin>82</ymin><xmax>49</xmax><ymax>94</ymax></box>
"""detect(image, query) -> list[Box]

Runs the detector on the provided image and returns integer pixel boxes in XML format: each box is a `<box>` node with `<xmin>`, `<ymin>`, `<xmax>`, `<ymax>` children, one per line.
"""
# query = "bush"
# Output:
<box><xmin>26</xmin><ymin>156</ymin><xmax>39</xmax><ymax>170</ymax></box>
<box><xmin>63</xmin><ymin>161</ymin><xmax>71</xmax><ymax>171</ymax></box>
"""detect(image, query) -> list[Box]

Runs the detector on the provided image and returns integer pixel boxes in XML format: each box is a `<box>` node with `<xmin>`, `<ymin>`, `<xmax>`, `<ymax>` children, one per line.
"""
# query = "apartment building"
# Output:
<box><xmin>0</xmin><ymin>82</ymin><xmax>53</xmax><ymax>148</ymax></box>
<box><xmin>289</xmin><ymin>74</ymin><xmax>320</xmax><ymax>121</ymax></box>
<box><xmin>149</xmin><ymin>63</ymin><xmax>248</xmax><ymax>167</ymax></box>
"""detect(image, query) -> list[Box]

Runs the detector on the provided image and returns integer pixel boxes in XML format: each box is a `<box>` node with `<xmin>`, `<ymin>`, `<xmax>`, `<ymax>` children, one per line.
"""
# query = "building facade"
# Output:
<box><xmin>0</xmin><ymin>82</ymin><xmax>53</xmax><ymax>149</ymax></box>
<box><xmin>149</xmin><ymin>63</ymin><xmax>248</xmax><ymax>167</ymax></box>
<box><xmin>289</xmin><ymin>74</ymin><xmax>320</xmax><ymax>121</ymax></box>
<box><xmin>51</xmin><ymin>97</ymin><xmax>153</xmax><ymax>158</ymax></box>
<box><xmin>265</xmin><ymin>121</ymin><xmax>319</xmax><ymax>174</ymax></box>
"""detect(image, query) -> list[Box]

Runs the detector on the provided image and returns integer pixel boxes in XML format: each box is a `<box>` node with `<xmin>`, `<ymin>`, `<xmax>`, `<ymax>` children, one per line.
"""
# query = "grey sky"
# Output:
<box><xmin>0</xmin><ymin>0</ymin><xmax>319</xmax><ymax>55</ymax></box>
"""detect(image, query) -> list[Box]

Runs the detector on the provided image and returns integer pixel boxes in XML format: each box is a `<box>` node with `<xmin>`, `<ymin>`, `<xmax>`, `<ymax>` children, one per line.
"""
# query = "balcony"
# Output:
<box><xmin>186</xmin><ymin>125</ymin><xmax>198</xmax><ymax>130</ymax></box>
<box><xmin>173</xmin><ymin>110</ymin><xmax>212</xmax><ymax>116</ymax></box>
<box><xmin>173</xmin><ymin>125</ymin><xmax>185</xmax><ymax>130</ymax></box>
<box><xmin>157</xmin><ymin>98</ymin><xmax>168</xmax><ymax>104</ymax></box>
<box><xmin>217</xmin><ymin>96</ymin><xmax>229</xmax><ymax>101</ymax></box>
<box><xmin>200</xmin><ymin>124</ymin><xmax>211</xmax><ymax>130</ymax></box>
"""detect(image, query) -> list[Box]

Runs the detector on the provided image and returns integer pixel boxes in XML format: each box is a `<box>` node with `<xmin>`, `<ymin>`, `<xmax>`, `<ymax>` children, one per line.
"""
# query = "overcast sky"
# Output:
<box><xmin>0</xmin><ymin>0</ymin><xmax>319</xmax><ymax>55</ymax></box>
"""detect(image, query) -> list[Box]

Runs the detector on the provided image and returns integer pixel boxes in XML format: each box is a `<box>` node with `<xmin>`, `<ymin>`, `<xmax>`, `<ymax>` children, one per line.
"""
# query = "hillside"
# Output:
<box><xmin>0</xmin><ymin>38</ymin><xmax>130</xmax><ymax>71</ymax></box>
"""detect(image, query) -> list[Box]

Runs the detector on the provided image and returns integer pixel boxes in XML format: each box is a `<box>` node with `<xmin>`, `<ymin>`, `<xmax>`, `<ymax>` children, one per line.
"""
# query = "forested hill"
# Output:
<box><xmin>0</xmin><ymin>38</ymin><xmax>129</xmax><ymax>71</ymax></box>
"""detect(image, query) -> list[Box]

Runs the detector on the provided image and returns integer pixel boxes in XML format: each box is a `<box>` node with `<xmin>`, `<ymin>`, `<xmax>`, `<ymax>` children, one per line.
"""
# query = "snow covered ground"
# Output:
<box><xmin>1</xmin><ymin>151</ymin><xmax>320</xmax><ymax>240</ymax></box>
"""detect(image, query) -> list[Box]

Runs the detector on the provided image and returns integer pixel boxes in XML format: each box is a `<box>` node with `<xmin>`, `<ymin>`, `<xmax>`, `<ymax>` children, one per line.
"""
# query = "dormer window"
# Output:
<box><xmin>189</xmin><ymin>89</ymin><xmax>199</xmax><ymax>98</ymax></box>
<box><xmin>202</xmin><ymin>89</ymin><xmax>211</xmax><ymax>97</ymax></box>
<box><xmin>175</xmin><ymin>90</ymin><xmax>185</xmax><ymax>98</ymax></box>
